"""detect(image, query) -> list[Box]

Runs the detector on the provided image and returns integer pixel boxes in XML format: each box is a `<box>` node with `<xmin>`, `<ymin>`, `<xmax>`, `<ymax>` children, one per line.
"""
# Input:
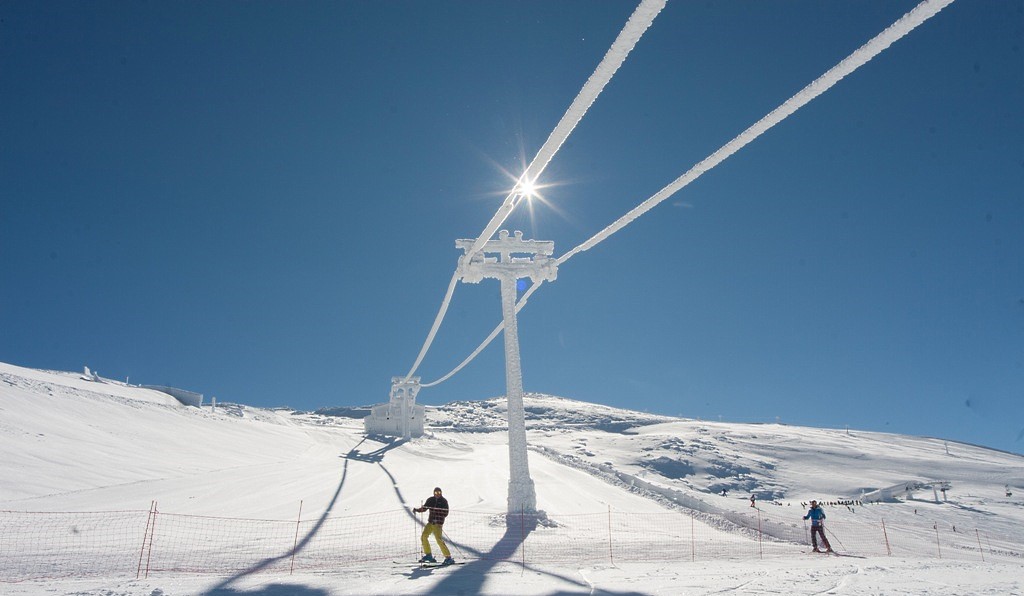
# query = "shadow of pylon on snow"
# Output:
<box><xmin>410</xmin><ymin>512</ymin><xmax>650</xmax><ymax>596</ymax></box>
<box><xmin>200</xmin><ymin>439</ymin><xmax>375</xmax><ymax>595</ymax></box>
<box><xmin>343</xmin><ymin>435</ymin><xmax>407</xmax><ymax>463</ymax></box>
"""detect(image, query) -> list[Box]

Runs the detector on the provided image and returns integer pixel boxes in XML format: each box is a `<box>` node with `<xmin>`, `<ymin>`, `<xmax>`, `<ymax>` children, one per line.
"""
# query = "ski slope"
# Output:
<box><xmin>1</xmin><ymin>361</ymin><xmax>1022</xmax><ymax>595</ymax></box>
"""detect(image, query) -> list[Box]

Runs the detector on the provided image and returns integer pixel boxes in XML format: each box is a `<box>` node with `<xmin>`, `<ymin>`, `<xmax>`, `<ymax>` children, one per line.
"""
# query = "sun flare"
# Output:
<box><xmin>516</xmin><ymin>177</ymin><xmax>538</xmax><ymax>199</ymax></box>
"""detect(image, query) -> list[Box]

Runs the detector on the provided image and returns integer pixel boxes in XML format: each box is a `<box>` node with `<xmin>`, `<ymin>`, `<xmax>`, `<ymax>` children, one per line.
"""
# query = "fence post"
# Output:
<box><xmin>756</xmin><ymin>508</ymin><xmax>763</xmax><ymax>560</ymax></box>
<box><xmin>144</xmin><ymin>501</ymin><xmax>158</xmax><ymax>579</ymax></box>
<box><xmin>290</xmin><ymin>500</ymin><xmax>303</xmax><ymax>574</ymax></box>
<box><xmin>933</xmin><ymin>523</ymin><xmax>942</xmax><ymax>559</ymax></box>
<box><xmin>975</xmin><ymin>529</ymin><xmax>985</xmax><ymax>562</ymax></box>
<box><xmin>881</xmin><ymin>519</ymin><xmax>892</xmax><ymax>556</ymax></box>
<box><xmin>690</xmin><ymin>513</ymin><xmax>695</xmax><ymax>562</ymax></box>
<box><xmin>607</xmin><ymin>506</ymin><xmax>614</xmax><ymax>565</ymax></box>
<box><xmin>136</xmin><ymin>501</ymin><xmax>155</xmax><ymax>579</ymax></box>
<box><xmin>520</xmin><ymin>506</ymin><xmax>526</xmax><ymax>572</ymax></box>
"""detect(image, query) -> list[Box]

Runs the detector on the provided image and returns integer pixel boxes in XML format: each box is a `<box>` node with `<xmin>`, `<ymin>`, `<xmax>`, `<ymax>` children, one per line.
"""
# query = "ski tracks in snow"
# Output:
<box><xmin>809</xmin><ymin>564</ymin><xmax>863</xmax><ymax>596</ymax></box>
<box><xmin>577</xmin><ymin>568</ymin><xmax>597</xmax><ymax>595</ymax></box>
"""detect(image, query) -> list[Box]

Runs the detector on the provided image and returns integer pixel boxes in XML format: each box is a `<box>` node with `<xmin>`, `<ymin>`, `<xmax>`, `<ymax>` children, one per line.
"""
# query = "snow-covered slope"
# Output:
<box><xmin>420</xmin><ymin>392</ymin><xmax>1023</xmax><ymax>511</ymax></box>
<box><xmin>2</xmin><ymin>361</ymin><xmax>1022</xmax><ymax>595</ymax></box>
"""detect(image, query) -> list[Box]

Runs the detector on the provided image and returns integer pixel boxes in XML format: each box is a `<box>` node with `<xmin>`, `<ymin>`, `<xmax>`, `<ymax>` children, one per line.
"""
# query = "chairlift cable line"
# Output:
<box><xmin>403</xmin><ymin>0</ymin><xmax>668</xmax><ymax>382</ymax></box>
<box><xmin>462</xmin><ymin>0</ymin><xmax>668</xmax><ymax>264</ymax></box>
<box><xmin>560</xmin><ymin>0</ymin><xmax>957</xmax><ymax>265</ymax></box>
<box><xmin>421</xmin><ymin>0</ymin><xmax>956</xmax><ymax>388</ymax></box>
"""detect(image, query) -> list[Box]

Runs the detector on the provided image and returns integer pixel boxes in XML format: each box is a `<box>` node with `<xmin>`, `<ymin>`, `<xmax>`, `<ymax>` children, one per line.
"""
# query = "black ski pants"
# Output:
<box><xmin>811</xmin><ymin>525</ymin><xmax>831</xmax><ymax>551</ymax></box>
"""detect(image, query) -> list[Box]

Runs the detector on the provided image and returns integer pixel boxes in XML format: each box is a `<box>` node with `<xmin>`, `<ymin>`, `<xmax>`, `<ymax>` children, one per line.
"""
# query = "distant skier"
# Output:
<box><xmin>413</xmin><ymin>487</ymin><xmax>454</xmax><ymax>565</ymax></box>
<box><xmin>803</xmin><ymin>500</ymin><xmax>832</xmax><ymax>552</ymax></box>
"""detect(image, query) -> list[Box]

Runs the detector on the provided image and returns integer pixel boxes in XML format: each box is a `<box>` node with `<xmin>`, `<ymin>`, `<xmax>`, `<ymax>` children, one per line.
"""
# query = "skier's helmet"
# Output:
<box><xmin>434</xmin><ymin>487</ymin><xmax>442</xmax><ymax>494</ymax></box>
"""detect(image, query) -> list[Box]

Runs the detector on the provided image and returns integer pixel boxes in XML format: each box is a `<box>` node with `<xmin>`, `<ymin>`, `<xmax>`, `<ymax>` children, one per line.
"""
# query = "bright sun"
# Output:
<box><xmin>517</xmin><ymin>178</ymin><xmax>538</xmax><ymax>199</ymax></box>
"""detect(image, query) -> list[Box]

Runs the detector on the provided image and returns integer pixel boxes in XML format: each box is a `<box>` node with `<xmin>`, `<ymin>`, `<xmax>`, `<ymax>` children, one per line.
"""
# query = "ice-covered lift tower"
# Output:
<box><xmin>457</xmin><ymin>230</ymin><xmax>557</xmax><ymax>514</ymax></box>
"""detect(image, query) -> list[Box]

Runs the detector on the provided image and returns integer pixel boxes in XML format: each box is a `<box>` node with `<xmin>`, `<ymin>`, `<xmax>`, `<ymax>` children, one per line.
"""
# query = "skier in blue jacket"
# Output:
<box><xmin>803</xmin><ymin>500</ymin><xmax>832</xmax><ymax>552</ymax></box>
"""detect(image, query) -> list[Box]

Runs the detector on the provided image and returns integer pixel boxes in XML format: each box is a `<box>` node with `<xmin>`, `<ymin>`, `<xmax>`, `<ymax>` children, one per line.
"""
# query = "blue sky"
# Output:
<box><xmin>2</xmin><ymin>1</ymin><xmax>1022</xmax><ymax>454</ymax></box>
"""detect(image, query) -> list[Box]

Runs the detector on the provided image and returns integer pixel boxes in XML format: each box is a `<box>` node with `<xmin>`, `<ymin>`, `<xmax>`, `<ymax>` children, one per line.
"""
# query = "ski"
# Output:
<box><xmin>393</xmin><ymin>560</ymin><xmax>465</xmax><ymax>568</ymax></box>
<box><xmin>804</xmin><ymin>550</ymin><xmax>863</xmax><ymax>558</ymax></box>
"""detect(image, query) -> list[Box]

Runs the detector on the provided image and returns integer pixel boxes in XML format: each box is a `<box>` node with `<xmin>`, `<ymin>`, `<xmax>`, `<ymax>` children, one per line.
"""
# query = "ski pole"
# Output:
<box><xmin>441</xmin><ymin>526</ymin><xmax>466</xmax><ymax>560</ymax></box>
<box><xmin>414</xmin><ymin>501</ymin><xmax>423</xmax><ymax>558</ymax></box>
<box><xmin>825</xmin><ymin>524</ymin><xmax>847</xmax><ymax>552</ymax></box>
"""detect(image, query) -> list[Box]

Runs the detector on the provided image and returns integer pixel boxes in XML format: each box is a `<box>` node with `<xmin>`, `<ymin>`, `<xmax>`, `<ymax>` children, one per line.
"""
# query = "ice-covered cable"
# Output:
<box><xmin>422</xmin><ymin>0</ymin><xmax>955</xmax><ymax>387</ymax></box>
<box><xmin>403</xmin><ymin>272</ymin><xmax>460</xmax><ymax>380</ymax></box>
<box><xmin>405</xmin><ymin>0</ymin><xmax>667</xmax><ymax>382</ymax></box>
<box><xmin>421</xmin><ymin>280</ymin><xmax>544</xmax><ymax>388</ymax></box>
<box><xmin>464</xmin><ymin>0</ymin><xmax>668</xmax><ymax>263</ymax></box>
<box><xmin>558</xmin><ymin>0</ymin><xmax>956</xmax><ymax>265</ymax></box>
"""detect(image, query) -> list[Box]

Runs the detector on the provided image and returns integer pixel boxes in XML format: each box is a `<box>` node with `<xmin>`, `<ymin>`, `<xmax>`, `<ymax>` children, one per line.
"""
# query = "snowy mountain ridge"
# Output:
<box><xmin>2</xmin><ymin>360</ymin><xmax>1024</xmax><ymax>595</ymax></box>
<box><xmin>408</xmin><ymin>392</ymin><xmax>1019</xmax><ymax>505</ymax></box>
<box><xmin>4</xmin><ymin>360</ymin><xmax>1022</xmax><ymax>511</ymax></box>
<box><xmin>424</xmin><ymin>393</ymin><xmax>675</xmax><ymax>431</ymax></box>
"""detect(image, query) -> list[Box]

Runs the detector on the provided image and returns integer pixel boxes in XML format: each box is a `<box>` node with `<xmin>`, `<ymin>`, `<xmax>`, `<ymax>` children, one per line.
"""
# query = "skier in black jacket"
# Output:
<box><xmin>413</xmin><ymin>487</ymin><xmax>453</xmax><ymax>565</ymax></box>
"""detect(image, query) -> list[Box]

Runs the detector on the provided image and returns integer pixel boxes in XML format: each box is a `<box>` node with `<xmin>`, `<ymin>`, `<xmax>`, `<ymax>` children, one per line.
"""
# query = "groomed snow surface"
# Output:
<box><xmin>1</xmin><ymin>361</ymin><xmax>1022</xmax><ymax>595</ymax></box>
